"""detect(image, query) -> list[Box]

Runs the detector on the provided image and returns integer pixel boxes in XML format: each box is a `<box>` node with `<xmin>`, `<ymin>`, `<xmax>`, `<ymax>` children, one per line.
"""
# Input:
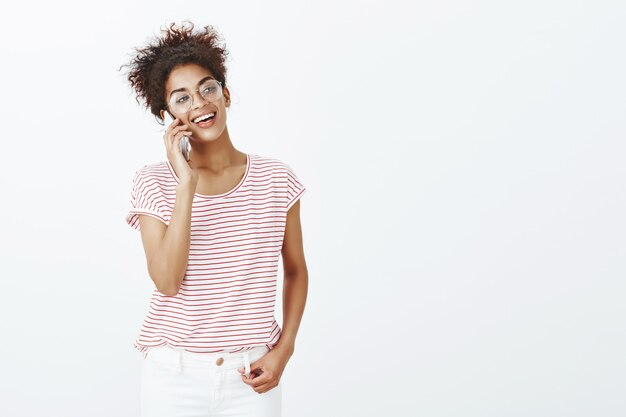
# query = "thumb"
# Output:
<box><xmin>238</xmin><ymin>360</ymin><xmax>263</xmax><ymax>374</ymax></box>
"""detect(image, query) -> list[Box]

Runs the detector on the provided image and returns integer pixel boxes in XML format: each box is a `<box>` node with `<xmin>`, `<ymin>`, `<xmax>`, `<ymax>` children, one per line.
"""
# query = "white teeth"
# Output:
<box><xmin>193</xmin><ymin>112</ymin><xmax>215</xmax><ymax>123</ymax></box>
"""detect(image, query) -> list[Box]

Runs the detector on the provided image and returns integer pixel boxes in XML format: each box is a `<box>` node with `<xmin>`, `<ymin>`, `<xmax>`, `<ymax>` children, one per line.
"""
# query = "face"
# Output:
<box><xmin>160</xmin><ymin>63</ymin><xmax>230</xmax><ymax>143</ymax></box>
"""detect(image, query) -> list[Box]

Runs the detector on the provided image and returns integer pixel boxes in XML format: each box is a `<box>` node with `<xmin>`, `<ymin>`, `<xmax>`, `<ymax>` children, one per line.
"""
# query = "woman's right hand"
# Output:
<box><xmin>163</xmin><ymin>117</ymin><xmax>198</xmax><ymax>186</ymax></box>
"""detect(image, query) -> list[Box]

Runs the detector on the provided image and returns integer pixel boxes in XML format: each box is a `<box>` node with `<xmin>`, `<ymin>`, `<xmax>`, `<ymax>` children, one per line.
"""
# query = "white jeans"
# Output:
<box><xmin>140</xmin><ymin>345</ymin><xmax>282</xmax><ymax>417</ymax></box>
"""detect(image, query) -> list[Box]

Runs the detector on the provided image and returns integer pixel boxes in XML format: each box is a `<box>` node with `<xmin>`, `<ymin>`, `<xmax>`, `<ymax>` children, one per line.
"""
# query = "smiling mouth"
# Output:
<box><xmin>192</xmin><ymin>111</ymin><xmax>217</xmax><ymax>125</ymax></box>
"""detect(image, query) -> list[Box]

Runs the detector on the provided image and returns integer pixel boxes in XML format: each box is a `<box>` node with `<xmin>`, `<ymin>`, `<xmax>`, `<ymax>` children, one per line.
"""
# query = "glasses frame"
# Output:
<box><xmin>165</xmin><ymin>80</ymin><xmax>224</xmax><ymax>114</ymax></box>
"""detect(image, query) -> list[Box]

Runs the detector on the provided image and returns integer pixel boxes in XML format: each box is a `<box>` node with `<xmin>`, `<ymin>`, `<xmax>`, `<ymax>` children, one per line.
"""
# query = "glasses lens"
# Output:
<box><xmin>169</xmin><ymin>80</ymin><xmax>222</xmax><ymax>114</ymax></box>
<box><xmin>199</xmin><ymin>80</ymin><xmax>222</xmax><ymax>101</ymax></box>
<box><xmin>170</xmin><ymin>92</ymin><xmax>191</xmax><ymax>113</ymax></box>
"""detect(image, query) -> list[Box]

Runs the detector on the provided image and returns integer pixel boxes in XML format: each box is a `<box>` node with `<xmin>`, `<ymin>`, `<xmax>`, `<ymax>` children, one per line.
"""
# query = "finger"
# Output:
<box><xmin>169</xmin><ymin>128</ymin><xmax>189</xmax><ymax>145</ymax></box>
<box><xmin>171</xmin><ymin>135</ymin><xmax>180</xmax><ymax>152</ymax></box>
<box><xmin>243</xmin><ymin>371</ymin><xmax>271</xmax><ymax>388</ymax></box>
<box><xmin>249</xmin><ymin>360</ymin><xmax>264</xmax><ymax>372</ymax></box>
<box><xmin>173</xmin><ymin>129</ymin><xmax>191</xmax><ymax>141</ymax></box>
<box><xmin>167</xmin><ymin>123</ymin><xmax>187</xmax><ymax>140</ymax></box>
<box><xmin>174</xmin><ymin>132</ymin><xmax>193</xmax><ymax>145</ymax></box>
<box><xmin>240</xmin><ymin>369</ymin><xmax>260</xmax><ymax>381</ymax></box>
<box><xmin>172</xmin><ymin>124</ymin><xmax>188</xmax><ymax>132</ymax></box>
<box><xmin>254</xmin><ymin>382</ymin><xmax>276</xmax><ymax>393</ymax></box>
<box><xmin>249</xmin><ymin>362</ymin><xmax>265</xmax><ymax>379</ymax></box>
<box><xmin>240</xmin><ymin>372</ymin><xmax>259</xmax><ymax>385</ymax></box>
<box><xmin>164</xmin><ymin>133</ymin><xmax>175</xmax><ymax>153</ymax></box>
<box><xmin>165</xmin><ymin>118</ymin><xmax>180</xmax><ymax>134</ymax></box>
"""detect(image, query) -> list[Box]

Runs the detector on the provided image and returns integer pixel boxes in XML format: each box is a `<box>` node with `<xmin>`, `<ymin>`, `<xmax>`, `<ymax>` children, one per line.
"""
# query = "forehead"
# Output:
<box><xmin>165</xmin><ymin>64</ymin><xmax>214</xmax><ymax>93</ymax></box>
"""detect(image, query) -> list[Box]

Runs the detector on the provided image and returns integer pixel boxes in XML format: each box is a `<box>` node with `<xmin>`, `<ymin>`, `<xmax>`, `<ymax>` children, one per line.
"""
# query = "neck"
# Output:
<box><xmin>188</xmin><ymin>126</ymin><xmax>244</xmax><ymax>174</ymax></box>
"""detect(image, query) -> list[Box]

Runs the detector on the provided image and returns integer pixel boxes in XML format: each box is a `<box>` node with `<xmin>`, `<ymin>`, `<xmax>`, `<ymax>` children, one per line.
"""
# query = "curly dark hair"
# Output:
<box><xmin>118</xmin><ymin>20</ymin><xmax>230</xmax><ymax>125</ymax></box>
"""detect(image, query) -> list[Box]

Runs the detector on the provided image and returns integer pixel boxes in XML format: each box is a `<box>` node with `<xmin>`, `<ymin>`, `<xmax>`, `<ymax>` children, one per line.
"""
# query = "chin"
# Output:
<box><xmin>194</xmin><ymin>129</ymin><xmax>223</xmax><ymax>141</ymax></box>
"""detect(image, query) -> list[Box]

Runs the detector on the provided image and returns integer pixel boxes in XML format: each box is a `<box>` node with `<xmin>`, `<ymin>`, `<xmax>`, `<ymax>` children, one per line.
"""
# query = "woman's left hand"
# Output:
<box><xmin>237</xmin><ymin>345</ymin><xmax>293</xmax><ymax>393</ymax></box>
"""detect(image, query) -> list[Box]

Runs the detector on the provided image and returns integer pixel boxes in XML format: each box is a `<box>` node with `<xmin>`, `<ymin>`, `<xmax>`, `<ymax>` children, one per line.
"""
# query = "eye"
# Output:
<box><xmin>202</xmin><ymin>86</ymin><xmax>216</xmax><ymax>94</ymax></box>
<box><xmin>176</xmin><ymin>95</ymin><xmax>190</xmax><ymax>104</ymax></box>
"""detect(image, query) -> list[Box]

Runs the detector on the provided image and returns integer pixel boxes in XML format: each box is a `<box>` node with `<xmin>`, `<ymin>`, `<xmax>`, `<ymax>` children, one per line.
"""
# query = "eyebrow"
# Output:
<box><xmin>169</xmin><ymin>76</ymin><xmax>215</xmax><ymax>97</ymax></box>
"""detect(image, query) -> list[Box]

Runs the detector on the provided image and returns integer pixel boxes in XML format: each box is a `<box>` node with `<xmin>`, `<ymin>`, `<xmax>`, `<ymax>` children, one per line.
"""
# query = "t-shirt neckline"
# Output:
<box><xmin>165</xmin><ymin>153</ymin><xmax>251</xmax><ymax>199</ymax></box>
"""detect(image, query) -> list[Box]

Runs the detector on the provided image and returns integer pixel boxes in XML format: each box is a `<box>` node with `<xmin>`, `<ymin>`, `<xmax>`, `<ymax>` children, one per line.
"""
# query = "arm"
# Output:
<box><xmin>138</xmin><ymin>180</ymin><xmax>196</xmax><ymax>296</ymax></box>
<box><xmin>274</xmin><ymin>199</ymin><xmax>309</xmax><ymax>355</ymax></box>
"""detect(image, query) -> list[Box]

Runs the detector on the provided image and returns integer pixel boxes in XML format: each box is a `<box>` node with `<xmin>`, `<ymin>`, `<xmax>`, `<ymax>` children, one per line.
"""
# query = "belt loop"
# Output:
<box><xmin>243</xmin><ymin>351</ymin><xmax>251</xmax><ymax>378</ymax></box>
<box><xmin>177</xmin><ymin>348</ymin><xmax>182</xmax><ymax>373</ymax></box>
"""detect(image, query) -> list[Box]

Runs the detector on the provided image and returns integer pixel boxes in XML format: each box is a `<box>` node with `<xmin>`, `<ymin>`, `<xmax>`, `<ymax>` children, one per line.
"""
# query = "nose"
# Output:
<box><xmin>190</xmin><ymin>91</ymin><xmax>210</xmax><ymax>112</ymax></box>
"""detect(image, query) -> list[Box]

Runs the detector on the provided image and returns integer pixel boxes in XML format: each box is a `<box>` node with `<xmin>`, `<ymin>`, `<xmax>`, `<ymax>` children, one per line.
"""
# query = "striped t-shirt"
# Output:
<box><xmin>125</xmin><ymin>153</ymin><xmax>306</xmax><ymax>358</ymax></box>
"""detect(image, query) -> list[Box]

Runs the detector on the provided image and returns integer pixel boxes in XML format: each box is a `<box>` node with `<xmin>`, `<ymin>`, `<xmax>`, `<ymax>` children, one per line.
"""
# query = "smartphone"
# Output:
<box><xmin>163</xmin><ymin>112</ymin><xmax>191</xmax><ymax>161</ymax></box>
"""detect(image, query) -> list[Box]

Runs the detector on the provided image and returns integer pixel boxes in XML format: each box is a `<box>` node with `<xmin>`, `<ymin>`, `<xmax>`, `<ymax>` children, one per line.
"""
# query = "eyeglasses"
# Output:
<box><xmin>166</xmin><ymin>79</ymin><xmax>223</xmax><ymax>114</ymax></box>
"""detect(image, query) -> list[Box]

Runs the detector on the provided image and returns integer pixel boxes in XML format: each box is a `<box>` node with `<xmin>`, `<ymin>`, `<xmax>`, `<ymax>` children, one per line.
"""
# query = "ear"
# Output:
<box><xmin>223</xmin><ymin>86</ymin><xmax>231</xmax><ymax>108</ymax></box>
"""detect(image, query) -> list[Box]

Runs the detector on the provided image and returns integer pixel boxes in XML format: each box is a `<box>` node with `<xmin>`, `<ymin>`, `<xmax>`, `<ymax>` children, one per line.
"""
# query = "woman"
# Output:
<box><xmin>120</xmin><ymin>21</ymin><xmax>308</xmax><ymax>417</ymax></box>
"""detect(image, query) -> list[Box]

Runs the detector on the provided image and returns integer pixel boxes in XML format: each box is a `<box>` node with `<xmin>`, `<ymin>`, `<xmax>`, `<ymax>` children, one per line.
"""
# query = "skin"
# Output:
<box><xmin>137</xmin><ymin>63</ymin><xmax>308</xmax><ymax>394</ymax></box>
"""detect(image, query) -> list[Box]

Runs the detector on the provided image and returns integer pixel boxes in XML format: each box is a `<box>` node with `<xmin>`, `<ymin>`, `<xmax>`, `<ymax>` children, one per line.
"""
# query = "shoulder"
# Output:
<box><xmin>130</xmin><ymin>161</ymin><xmax>170</xmax><ymax>187</ymax></box>
<box><xmin>135</xmin><ymin>160</ymin><xmax>169</xmax><ymax>179</ymax></box>
<box><xmin>251</xmin><ymin>153</ymin><xmax>298</xmax><ymax>176</ymax></box>
<box><xmin>129</xmin><ymin>161</ymin><xmax>171</xmax><ymax>196</ymax></box>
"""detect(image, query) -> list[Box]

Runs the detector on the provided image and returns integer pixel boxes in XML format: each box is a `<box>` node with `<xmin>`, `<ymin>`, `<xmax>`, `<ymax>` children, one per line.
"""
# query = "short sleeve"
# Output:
<box><xmin>125</xmin><ymin>169</ymin><xmax>168</xmax><ymax>231</ymax></box>
<box><xmin>285</xmin><ymin>164</ymin><xmax>306</xmax><ymax>211</ymax></box>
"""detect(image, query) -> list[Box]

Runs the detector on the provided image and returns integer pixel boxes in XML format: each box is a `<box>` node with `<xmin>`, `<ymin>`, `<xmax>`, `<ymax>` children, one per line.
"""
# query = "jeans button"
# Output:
<box><xmin>216</xmin><ymin>357</ymin><xmax>224</xmax><ymax>366</ymax></box>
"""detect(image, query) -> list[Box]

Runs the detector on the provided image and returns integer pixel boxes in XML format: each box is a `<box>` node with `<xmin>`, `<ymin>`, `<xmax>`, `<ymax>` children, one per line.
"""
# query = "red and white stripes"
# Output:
<box><xmin>126</xmin><ymin>153</ymin><xmax>306</xmax><ymax>358</ymax></box>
